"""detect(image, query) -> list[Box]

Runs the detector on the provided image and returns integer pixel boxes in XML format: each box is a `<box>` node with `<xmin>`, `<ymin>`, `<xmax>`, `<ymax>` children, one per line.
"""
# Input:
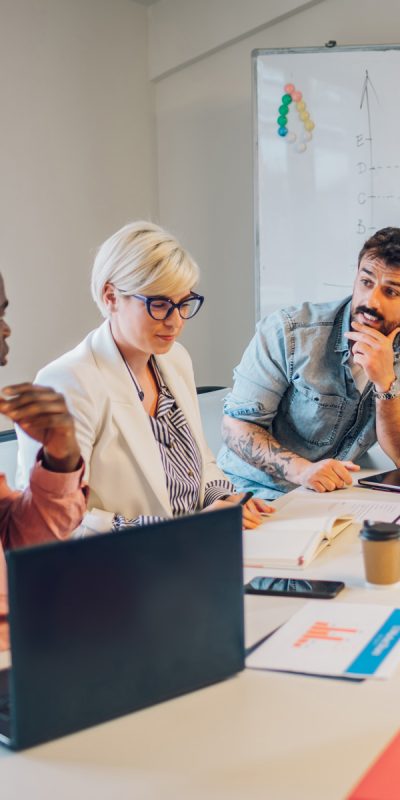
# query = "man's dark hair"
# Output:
<box><xmin>358</xmin><ymin>227</ymin><xmax>400</xmax><ymax>268</ymax></box>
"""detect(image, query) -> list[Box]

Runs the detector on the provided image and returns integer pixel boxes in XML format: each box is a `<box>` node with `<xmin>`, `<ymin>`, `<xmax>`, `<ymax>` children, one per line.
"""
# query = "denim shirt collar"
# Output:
<box><xmin>334</xmin><ymin>296</ymin><xmax>352</xmax><ymax>363</ymax></box>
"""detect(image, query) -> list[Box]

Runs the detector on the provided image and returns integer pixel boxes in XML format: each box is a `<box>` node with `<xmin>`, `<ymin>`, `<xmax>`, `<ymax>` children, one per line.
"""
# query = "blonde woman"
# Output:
<box><xmin>17</xmin><ymin>222</ymin><xmax>271</xmax><ymax>532</ymax></box>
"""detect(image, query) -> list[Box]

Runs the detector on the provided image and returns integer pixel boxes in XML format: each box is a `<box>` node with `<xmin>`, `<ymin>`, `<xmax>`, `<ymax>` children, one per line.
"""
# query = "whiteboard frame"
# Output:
<box><xmin>252</xmin><ymin>44</ymin><xmax>400</xmax><ymax>322</ymax></box>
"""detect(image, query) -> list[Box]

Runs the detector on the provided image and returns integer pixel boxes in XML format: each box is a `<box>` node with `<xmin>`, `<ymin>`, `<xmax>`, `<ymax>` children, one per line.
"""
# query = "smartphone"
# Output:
<box><xmin>358</xmin><ymin>469</ymin><xmax>400</xmax><ymax>492</ymax></box>
<box><xmin>244</xmin><ymin>576</ymin><xmax>345</xmax><ymax>599</ymax></box>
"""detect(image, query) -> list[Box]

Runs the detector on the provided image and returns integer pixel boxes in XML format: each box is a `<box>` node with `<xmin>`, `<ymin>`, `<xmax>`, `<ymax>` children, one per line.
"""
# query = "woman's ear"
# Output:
<box><xmin>103</xmin><ymin>282</ymin><xmax>118</xmax><ymax>312</ymax></box>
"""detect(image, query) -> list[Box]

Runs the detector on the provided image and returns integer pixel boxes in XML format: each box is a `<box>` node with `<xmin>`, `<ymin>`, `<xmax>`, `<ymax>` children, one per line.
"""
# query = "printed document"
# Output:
<box><xmin>247</xmin><ymin>602</ymin><xmax>400</xmax><ymax>680</ymax></box>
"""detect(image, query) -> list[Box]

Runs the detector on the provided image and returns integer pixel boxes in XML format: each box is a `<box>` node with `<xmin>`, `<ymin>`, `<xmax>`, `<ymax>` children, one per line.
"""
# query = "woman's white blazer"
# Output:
<box><xmin>16</xmin><ymin>321</ymin><xmax>227</xmax><ymax>533</ymax></box>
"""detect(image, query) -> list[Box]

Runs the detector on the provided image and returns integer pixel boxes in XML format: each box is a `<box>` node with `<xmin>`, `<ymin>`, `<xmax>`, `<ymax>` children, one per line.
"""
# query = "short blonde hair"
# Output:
<box><xmin>91</xmin><ymin>221</ymin><xmax>200</xmax><ymax>318</ymax></box>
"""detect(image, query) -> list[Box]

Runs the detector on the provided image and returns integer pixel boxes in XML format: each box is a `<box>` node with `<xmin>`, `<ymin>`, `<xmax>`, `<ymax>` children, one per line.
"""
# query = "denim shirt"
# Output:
<box><xmin>218</xmin><ymin>297</ymin><xmax>400</xmax><ymax>499</ymax></box>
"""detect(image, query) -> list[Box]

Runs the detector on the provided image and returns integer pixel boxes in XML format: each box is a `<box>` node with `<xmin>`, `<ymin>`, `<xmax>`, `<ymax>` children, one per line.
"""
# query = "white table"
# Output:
<box><xmin>1</xmin><ymin>475</ymin><xmax>400</xmax><ymax>800</ymax></box>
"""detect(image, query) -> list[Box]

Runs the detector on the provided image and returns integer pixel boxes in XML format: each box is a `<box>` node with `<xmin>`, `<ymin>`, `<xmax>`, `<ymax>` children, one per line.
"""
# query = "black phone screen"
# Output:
<box><xmin>244</xmin><ymin>577</ymin><xmax>345</xmax><ymax>599</ymax></box>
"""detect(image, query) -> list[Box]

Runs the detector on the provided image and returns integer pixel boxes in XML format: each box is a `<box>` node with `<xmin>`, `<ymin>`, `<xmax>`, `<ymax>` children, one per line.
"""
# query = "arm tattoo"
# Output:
<box><xmin>222</xmin><ymin>419</ymin><xmax>297</xmax><ymax>482</ymax></box>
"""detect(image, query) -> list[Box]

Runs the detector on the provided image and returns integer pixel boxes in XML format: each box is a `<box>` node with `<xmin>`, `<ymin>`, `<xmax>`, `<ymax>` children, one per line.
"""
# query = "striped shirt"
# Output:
<box><xmin>114</xmin><ymin>358</ymin><xmax>234</xmax><ymax>529</ymax></box>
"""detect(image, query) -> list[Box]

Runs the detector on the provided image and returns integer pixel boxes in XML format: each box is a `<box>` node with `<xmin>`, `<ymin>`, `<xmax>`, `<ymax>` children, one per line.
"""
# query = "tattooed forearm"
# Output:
<box><xmin>221</xmin><ymin>415</ymin><xmax>308</xmax><ymax>483</ymax></box>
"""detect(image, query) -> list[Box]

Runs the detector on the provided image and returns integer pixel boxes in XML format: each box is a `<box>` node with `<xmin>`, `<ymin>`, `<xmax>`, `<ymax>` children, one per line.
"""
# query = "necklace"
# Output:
<box><xmin>121</xmin><ymin>353</ymin><xmax>145</xmax><ymax>402</ymax></box>
<box><xmin>110</xmin><ymin>325</ymin><xmax>146</xmax><ymax>402</ymax></box>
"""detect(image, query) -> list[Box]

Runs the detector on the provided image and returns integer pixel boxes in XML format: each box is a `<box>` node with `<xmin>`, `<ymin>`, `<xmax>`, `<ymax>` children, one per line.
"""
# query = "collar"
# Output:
<box><xmin>334</xmin><ymin>297</ymin><xmax>352</xmax><ymax>360</ymax></box>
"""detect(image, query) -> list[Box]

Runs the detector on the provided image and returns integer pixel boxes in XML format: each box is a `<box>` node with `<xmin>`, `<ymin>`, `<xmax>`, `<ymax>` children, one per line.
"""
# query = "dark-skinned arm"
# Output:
<box><xmin>0</xmin><ymin>383</ymin><xmax>81</xmax><ymax>472</ymax></box>
<box><xmin>0</xmin><ymin>383</ymin><xmax>85</xmax><ymax>550</ymax></box>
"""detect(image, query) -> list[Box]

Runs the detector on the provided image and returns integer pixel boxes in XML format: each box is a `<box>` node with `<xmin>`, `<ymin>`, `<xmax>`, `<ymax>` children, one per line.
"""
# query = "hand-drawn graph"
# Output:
<box><xmin>356</xmin><ymin>70</ymin><xmax>400</xmax><ymax>239</ymax></box>
<box><xmin>254</xmin><ymin>47</ymin><xmax>400</xmax><ymax>321</ymax></box>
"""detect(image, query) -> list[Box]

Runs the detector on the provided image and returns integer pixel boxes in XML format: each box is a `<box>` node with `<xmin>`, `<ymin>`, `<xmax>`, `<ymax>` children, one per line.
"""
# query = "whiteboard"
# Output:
<box><xmin>253</xmin><ymin>46</ymin><xmax>400</xmax><ymax>320</ymax></box>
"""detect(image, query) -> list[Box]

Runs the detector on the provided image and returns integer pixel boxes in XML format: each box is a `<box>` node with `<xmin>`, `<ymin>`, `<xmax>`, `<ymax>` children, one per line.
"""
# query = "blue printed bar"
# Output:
<box><xmin>346</xmin><ymin>609</ymin><xmax>400</xmax><ymax>676</ymax></box>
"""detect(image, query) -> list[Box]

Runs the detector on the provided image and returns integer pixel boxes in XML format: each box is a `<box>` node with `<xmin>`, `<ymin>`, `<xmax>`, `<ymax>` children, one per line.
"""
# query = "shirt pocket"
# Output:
<box><xmin>285</xmin><ymin>383</ymin><xmax>347</xmax><ymax>447</ymax></box>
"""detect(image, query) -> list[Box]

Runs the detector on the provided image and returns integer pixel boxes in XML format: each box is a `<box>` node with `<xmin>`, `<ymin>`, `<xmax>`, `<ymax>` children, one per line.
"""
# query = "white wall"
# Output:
<box><xmin>3</xmin><ymin>0</ymin><xmax>400</xmax><ymax>394</ymax></box>
<box><xmin>0</xmin><ymin>0</ymin><xmax>157</xmax><ymax>408</ymax></box>
<box><xmin>152</xmin><ymin>0</ymin><xmax>400</xmax><ymax>386</ymax></box>
<box><xmin>148</xmin><ymin>0</ymin><xmax>322</xmax><ymax>79</ymax></box>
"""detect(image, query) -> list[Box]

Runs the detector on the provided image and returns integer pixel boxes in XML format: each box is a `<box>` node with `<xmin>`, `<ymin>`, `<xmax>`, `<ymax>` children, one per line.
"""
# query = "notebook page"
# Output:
<box><xmin>278</xmin><ymin>493</ymin><xmax>400</xmax><ymax>524</ymax></box>
<box><xmin>244</xmin><ymin>517</ymin><xmax>329</xmax><ymax>567</ymax></box>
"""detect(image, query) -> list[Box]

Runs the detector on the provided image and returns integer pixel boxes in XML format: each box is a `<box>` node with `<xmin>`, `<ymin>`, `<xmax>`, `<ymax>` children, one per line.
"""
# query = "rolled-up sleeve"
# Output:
<box><xmin>223</xmin><ymin>310</ymin><xmax>291</xmax><ymax>428</ymax></box>
<box><xmin>0</xmin><ymin>456</ymin><xmax>87</xmax><ymax>551</ymax></box>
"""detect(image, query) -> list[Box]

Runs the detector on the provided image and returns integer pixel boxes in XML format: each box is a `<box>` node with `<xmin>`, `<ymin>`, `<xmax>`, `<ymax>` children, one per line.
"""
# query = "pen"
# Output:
<box><xmin>239</xmin><ymin>490</ymin><xmax>254</xmax><ymax>506</ymax></box>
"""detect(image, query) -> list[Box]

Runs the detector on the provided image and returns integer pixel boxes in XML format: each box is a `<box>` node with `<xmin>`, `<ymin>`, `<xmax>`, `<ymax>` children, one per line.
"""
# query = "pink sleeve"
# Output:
<box><xmin>0</xmin><ymin>460</ymin><xmax>87</xmax><ymax>551</ymax></box>
<box><xmin>0</xmin><ymin>461</ymin><xmax>86</xmax><ymax>618</ymax></box>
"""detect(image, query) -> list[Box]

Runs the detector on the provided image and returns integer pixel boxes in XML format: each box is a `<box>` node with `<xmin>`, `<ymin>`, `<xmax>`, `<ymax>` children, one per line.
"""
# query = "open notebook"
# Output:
<box><xmin>243</xmin><ymin>515</ymin><xmax>353</xmax><ymax>569</ymax></box>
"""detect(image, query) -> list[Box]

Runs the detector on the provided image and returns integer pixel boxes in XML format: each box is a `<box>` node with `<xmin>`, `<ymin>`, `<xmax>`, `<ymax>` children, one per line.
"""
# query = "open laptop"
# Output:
<box><xmin>0</xmin><ymin>505</ymin><xmax>244</xmax><ymax>750</ymax></box>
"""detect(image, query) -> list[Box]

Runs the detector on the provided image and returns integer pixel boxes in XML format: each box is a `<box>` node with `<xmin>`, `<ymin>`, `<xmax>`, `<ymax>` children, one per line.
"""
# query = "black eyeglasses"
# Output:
<box><xmin>119</xmin><ymin>291</ymin><xmax>204</xmax><ymax>320</ymax></box>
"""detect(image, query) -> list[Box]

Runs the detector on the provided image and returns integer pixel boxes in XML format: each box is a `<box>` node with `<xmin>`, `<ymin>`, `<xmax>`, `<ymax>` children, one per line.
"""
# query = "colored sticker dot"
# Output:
<box><xmin>276</xmin><ymin>84</ymin><xmax>315</xmax><ymax>152</ymax></box>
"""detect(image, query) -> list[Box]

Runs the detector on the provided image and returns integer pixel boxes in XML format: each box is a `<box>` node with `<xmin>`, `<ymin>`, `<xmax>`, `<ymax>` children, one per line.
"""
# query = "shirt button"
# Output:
<box><xmin>187</xmin><ymin>469</ymin><xmax>194</xmax><ymax>477</ymax></box>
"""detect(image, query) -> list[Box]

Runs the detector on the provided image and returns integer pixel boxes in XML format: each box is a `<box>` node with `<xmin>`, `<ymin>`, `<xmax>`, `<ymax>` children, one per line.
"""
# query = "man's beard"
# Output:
<box><xmin>351</xmin><ymin>305</ymin><xmax>398</xmax><ymax>337</ymax></box>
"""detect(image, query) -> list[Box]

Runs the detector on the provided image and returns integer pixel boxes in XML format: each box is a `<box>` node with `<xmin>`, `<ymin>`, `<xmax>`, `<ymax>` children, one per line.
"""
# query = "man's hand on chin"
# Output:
<box><xmin>345</xmin><ymin>322</ymin><xmax>400</xmax><ymax>391</ymax></box>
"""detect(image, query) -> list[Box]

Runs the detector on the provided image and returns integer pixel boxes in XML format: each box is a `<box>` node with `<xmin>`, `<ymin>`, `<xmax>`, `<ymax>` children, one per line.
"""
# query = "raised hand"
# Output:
<box><xmin>345</xmin><ymin>322</ymin><xmax>400</xmax><ymax>392</ymax></box>
<box><xmin>0</xmin><ymin>383</ymin><xmax>81</xmax><ymax>472</ymax></box>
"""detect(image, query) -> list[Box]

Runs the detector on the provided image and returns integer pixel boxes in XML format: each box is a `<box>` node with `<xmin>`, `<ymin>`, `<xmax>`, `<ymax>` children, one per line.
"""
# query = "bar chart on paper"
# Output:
<box><xmin>246</xmin><ymin>602</ymin><xmax>400</xmax><ymax>679</ymax></box>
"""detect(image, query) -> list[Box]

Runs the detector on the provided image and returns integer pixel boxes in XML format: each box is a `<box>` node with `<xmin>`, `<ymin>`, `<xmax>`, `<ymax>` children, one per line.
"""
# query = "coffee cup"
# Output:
<box><xmin>359</xmin><ymin>520</ymin><xmax>400</xmax><ymax>587</ymax></box>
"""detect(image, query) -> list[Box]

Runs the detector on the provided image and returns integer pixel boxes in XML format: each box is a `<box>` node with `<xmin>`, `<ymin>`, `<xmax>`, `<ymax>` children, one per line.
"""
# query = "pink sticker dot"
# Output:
<box><xmin>292</xmin><ymin>90</ymin><xmax>302</xmax><ymax>102</ymax></box>
<box><xmin>284</xmin><ymin>83</ymin><xmax>295</xmax><ymax>94</ymax></box>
